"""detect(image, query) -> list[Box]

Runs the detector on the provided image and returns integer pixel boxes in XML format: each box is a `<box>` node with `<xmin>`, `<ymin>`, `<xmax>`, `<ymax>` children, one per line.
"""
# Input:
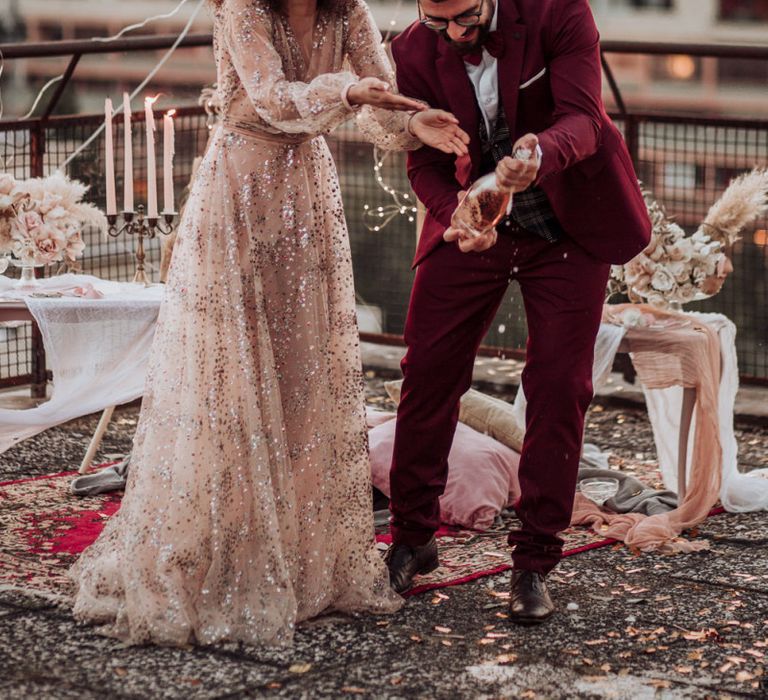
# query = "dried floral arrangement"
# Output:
<box><xmin>608</xmin><ymin>168</ymin><xmax>768</xmax><ymax>309</ymax></box>
<box><xmin>0</xmin><ymin>171</ymin><xmax>107</xmax><ymax>267</ymax></box>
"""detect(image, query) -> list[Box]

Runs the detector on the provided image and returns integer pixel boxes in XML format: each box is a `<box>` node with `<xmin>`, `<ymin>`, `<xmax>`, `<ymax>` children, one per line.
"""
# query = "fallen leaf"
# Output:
<box><xmin>434</xmin><ymin>626</ymin><xmax>452</xmax><ymax>634</ymax></box>
<box><xmin>114</xmin><ymin>668</ymin><xmax>128</xmax><ymax>677</ymax></box>
<box><xmin>289</xmin><ymin>664</ymin><xmax>312</xmax><ymax>674</ymax></box>
<box><xmin>496</xmin><ymin>654</ymin><xmax>518</xmax><ymax>664</ymax></box>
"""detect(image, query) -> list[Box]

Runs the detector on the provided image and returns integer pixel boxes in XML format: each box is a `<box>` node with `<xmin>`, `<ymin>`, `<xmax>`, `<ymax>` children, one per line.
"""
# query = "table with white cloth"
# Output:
<box><xmin>0</xmin><ymin>274</ymin><xmax>163</xmax><ymax>458</ymax></box>
<box><xmin>513</xmin><ymin>304</ymin><xmax>768</xmax><ymax>514</ymax></box>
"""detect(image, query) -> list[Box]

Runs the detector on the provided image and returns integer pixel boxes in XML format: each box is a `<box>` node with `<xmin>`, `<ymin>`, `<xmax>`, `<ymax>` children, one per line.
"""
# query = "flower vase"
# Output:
<box><xmin>10</xmin><ymin>258</ymin><xmax>43</xmax><ymax>290</ymax></box>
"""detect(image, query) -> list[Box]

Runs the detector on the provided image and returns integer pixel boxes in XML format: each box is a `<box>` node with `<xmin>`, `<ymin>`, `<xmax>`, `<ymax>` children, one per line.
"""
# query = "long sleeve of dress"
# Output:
<box><xmin>344</xmin><ymin>0</ymin><xmax>422</xmax><ymax>152</ymax></box>
<box><xmin>223</xmin><ymin>0</ymin><xmax>356</xmax><ymax>136</ymax></box>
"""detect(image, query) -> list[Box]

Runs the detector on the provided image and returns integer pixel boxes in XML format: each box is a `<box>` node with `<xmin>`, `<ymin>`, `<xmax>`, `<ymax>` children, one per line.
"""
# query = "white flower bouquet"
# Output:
<box><xmin>609</xmin><ymin>168</ymin><xmax>768</xmax><ymax>309</ymax></box>
<box><xmin>0</xmin><ymin>171</ymin><xmax>107</xmax><ymax>267</ymax></box>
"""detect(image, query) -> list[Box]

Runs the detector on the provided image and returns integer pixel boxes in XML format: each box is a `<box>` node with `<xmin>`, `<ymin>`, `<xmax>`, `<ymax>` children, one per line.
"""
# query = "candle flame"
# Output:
<box><xmin>166</xmin><ymin>109</ymin><xmax>177</xmax><ymax>117</ymax></box>
<box><xmin>146</xmin><ymin>95</ymin><xmax>160</xmax><ymax>106</ymax></box>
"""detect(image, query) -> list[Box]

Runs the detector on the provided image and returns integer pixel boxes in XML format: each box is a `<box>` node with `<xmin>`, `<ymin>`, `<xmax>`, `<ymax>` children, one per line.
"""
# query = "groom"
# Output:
<box><xmin>385</xmin><ymin>0</ymin><xmax>651</xmax><ymax>622</ymax></box>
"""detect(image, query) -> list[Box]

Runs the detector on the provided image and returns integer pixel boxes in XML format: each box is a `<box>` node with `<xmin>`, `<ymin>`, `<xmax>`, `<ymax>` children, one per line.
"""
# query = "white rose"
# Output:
<box><xmin>691</xmin><ymin>230</ymin><xmax>710</xmax><ymax>244</ymax></box>
<box><xmin>28</xmin><ymin>223</ymin><xmax>67</xmax><ymax>265</ymax></box>
<box><xmin>667</xmin><ymin>260</ymin><xmax>690</xmax><ymax>283</ymax></box>
<box><xmin>0</xmin><ymin>174</ymin><xmax>15</xmax><ymax>196</ymax></box>
<box><xmin>65</xmin><ymin>232</ymin><xmax>86</xmax><ymax>262</ymax></box>
<box><xmin>651</xmin><ymin>267</ymin><xmax>675</xmax><ymax>292</ymax></box>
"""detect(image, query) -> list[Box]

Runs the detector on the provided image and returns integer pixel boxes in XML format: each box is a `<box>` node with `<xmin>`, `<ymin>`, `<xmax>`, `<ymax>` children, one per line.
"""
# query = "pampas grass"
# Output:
<box><xmin>700</xmin><ymin>167</ymin><xmax>768</xmax><ymax>246</ymax></box>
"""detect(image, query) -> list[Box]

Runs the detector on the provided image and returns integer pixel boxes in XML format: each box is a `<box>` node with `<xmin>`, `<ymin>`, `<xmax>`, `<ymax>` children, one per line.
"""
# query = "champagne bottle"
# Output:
<box><xmin>450</xmin><ymin>147</ymin><xmax>535</xmax><ymax>239</ymax></box>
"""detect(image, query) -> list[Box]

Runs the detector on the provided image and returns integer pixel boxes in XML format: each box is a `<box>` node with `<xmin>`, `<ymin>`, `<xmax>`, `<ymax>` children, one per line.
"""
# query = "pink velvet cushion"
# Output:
<box><xmin>368</xmin><ymin>419</ymin><xmax>521</xmax><ymax>531</ymax></box>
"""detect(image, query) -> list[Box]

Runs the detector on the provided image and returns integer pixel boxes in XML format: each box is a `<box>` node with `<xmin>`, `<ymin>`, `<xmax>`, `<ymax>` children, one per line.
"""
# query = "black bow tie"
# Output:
<box><xmin>462</xmin><ymin>30</ymin><xmax>505</xmax><ymax>66</ymax></box>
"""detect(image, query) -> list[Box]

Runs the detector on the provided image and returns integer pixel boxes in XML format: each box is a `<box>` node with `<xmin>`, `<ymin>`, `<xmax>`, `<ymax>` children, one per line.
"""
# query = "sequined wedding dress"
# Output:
<box><xmin>70</xmin><ymin>0</ymin><xmax>419</xmax><ymax>646</ymax></box>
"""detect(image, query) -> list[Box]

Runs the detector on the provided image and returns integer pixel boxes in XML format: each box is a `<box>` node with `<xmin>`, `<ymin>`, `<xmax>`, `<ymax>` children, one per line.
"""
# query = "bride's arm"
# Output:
<box><xmin>223</xmin><ymin>0</ymin><xmax>357</xmax><ymax>136</ymax></box>
<box><xmin>342</xmin><ymin>0</ymin><xmax>424</xmax><ymax>152</ymax></box>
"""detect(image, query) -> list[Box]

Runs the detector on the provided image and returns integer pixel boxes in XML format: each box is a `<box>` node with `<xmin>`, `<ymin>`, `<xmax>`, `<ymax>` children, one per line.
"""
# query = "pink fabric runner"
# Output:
<box><xmin>571</xmin><ymin>303</ymin><xmax>722</xmax><ymax>552</ymax></box>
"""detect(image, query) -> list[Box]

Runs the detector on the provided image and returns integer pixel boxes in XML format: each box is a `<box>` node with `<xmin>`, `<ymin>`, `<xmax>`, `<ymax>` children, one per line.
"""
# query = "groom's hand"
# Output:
<box><xmin>496</xmin><ymin>133</ymin><xmax>540</xmax><ymax>192</ymax></box>
<box><xmin>444</xmin><ymin>191</ymin><xmax>498</xmax><ymax>252</ymax></box>
<box><xmin>444</xmin><ymin>226</ymin><xmax>498</xmax><ymax>253</ymax></box>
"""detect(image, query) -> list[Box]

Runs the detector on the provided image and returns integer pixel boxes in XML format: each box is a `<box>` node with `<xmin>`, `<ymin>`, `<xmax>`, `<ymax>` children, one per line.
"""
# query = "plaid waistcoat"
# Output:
<box><xmin>478</xmin><ymin>105</ymin><xmax>563</xmax><ymax>242</ymax></box>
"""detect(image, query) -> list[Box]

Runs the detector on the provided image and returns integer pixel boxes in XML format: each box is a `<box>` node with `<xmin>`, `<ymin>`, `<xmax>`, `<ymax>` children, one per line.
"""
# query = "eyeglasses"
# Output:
<box><xmin>418</xmin><ymin>0</ymin><xmax>486</xmax><ymax>31</ymax></box>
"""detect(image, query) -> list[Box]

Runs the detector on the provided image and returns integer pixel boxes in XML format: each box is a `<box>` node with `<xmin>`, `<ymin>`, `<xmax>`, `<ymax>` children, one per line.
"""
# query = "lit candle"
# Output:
<box><xmin>104</xmin><ymin>98</ymin><xmax>117</xmax><ymax>216</ymax></box>
<box><xmin>144</xmin><ymin>96</ymin><xmax>158</xmax><ymax>219</ymax></box>
<box><xmin>123</xmin><ymin>92</ymin><xmax>134</xmax><ymax>212</ymax></box>
<box><xmin>163</xmin><ymin>110</ymin><xmax>176</xmax><ymax>214</ymax></box>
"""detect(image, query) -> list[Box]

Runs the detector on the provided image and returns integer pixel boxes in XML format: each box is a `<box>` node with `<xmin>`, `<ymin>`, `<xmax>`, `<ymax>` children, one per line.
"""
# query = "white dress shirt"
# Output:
<box><xmin>463</xmin><ymin>0</ymin><xmax>500</xmax><ymax>138</ymax></box>
<box><xmin>463</xmin><ymin>1</ymin><xmax>542</xmax><ymax>165</ymax></box>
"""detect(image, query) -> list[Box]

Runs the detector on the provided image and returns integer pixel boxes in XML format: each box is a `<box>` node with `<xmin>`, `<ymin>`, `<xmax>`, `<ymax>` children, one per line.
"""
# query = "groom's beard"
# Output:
<box><xmin>439</xmin><ymin>21</ymin><xmax>492</xmax><ymax>56</ymax></box>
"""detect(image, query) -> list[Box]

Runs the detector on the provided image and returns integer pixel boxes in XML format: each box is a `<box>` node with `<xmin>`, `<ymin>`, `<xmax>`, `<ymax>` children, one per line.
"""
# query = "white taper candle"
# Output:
<box><xmin>104</xmin><ymin>98</ymin><xmax>117</xmax><ymax>216</ymax></box>
<box><xmin>163</xmin><ymin>110</ymin><xmax>176</xmax><ymax>214</ymax></box>
<box><xmin>145</xmin><ymin>97</ymin><xmax>158</xmax><ymax>219</ymax></box>
<box><xmin>123</xmin><ymin>92</ymin><xmax>134</xmax><ymax>212</ymax></box>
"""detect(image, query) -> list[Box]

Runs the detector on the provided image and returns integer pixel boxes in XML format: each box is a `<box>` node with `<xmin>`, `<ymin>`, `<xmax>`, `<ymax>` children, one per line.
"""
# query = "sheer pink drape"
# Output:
<box><xmin>571</xmin><ymin>304</ymin><xmax>722</xmax><ymax>553</ymax></box>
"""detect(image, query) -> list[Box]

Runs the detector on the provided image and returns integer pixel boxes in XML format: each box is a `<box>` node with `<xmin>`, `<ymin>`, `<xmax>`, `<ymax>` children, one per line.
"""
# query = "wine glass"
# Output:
<box><xmin>579</xmin><ymin>477</ymin><xmax>619</xmax><ymax>507</ymax></box>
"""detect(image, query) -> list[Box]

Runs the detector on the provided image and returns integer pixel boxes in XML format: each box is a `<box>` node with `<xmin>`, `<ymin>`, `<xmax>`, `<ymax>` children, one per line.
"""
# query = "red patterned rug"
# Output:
<box><xmin>0</xmin><ymin>471</ymin><xmax>616</xmax><ymax>599</ymax></box>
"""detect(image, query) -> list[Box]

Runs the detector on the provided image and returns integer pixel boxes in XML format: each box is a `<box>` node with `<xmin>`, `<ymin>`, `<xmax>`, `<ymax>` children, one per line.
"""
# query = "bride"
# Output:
<box><xmin>69</xmin><ymin>0</ymin><xmax>469</xmax><ymax>646</ymax></box>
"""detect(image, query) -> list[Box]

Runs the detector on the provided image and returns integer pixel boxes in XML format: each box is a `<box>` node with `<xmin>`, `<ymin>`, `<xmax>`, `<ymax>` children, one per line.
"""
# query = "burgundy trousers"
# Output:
<box><xmin>389</xmin><ymin>224</ymin><xmax>610</xmax><ymax>575</ymax></box>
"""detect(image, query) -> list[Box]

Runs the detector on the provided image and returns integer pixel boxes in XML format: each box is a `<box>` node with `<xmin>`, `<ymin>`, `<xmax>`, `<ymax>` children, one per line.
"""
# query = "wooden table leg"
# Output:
<box><xmin>79</xmin><ymin>406</ymin><xmax>116</xmax><ymax>474</ymax></box>
<box><xmin>677</xmin><ymin>387</ymin><xmax>697</xmax><ymax>501</ymax></box>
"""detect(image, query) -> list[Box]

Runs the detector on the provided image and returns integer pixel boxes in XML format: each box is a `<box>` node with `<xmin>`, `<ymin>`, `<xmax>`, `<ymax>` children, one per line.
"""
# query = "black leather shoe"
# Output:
<box><xmin>384</xmin><ymin>537</ymin><xmax>439</xmax><ymax>594</ymax></box>
<box><xmin>509</xmin><ymin>569</ymin><xmax>555</xmax><ymax>624</ymax></box>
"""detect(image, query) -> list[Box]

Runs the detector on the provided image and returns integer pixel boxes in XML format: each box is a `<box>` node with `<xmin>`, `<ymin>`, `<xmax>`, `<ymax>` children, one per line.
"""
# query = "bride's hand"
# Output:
<box><xmin>346</xmin><ymin>77</ymin><xmax>428</xmax><ymax>112</ymax></box>
<box><xmin>409</xmin><ymin>109</ymin><xmax>470</xmax><ymax>156</ymax></box>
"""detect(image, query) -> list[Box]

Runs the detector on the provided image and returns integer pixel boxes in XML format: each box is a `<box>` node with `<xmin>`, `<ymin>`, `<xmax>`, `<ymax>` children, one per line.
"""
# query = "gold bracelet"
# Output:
<box><xmin>406</xmin><ymin>112</ymin><xmax>418</xmax><ymax>137</ymax></box>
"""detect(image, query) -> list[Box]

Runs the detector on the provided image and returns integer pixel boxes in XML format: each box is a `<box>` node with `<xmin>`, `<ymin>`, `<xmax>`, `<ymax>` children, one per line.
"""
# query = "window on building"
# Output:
<box><xmin>718</xmin><ymin>58</ymin><xmax>768</xmax><ymax>85</ymax></box>
<box><xmin>719</xmin><ymin>0</ymin><xmax>768</xmax><ymax>21</ymax></box>
<box><xmin>650</xmin><ymin>55</ymin><xmax>702</xmax><ymax>82</ymax></box>
<box><xmin>664</xmin><ymin>162</ymin><xmax>705</xmax><ymax>190</ymax></box>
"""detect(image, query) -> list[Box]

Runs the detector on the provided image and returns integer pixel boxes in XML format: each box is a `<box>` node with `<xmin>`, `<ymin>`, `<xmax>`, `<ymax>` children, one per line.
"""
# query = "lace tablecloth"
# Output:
<box><xmin>0</xmin><ymin>274</ymin><xmax>163</xmax><ymax>454</ymax></box>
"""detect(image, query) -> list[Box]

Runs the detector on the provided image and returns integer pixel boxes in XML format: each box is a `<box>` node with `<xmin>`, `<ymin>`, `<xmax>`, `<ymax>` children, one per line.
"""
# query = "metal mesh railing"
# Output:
<box><xmin>2</xmin><ymin>107</ymin><xmax>768</xmax><ymax>386</ymax></box>
<box><xmin>624</xmin><ymin>114</ymin><xmax>768</xmax><ymax>380</ymax></box>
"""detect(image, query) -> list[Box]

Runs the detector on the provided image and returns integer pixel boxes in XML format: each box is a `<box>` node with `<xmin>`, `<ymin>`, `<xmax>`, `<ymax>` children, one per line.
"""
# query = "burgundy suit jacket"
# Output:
<box><xmin>391</xmin><ymin>0</ymin><xmax>651</xmax><ymax>268</ymax></box>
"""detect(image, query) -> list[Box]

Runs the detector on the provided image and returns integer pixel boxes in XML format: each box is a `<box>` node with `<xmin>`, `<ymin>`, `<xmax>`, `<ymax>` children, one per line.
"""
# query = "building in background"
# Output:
<box><xmin>0</xmin><ymin>0</ymin><xmax>766</xmax><ymax>118</ymax></box>
<box><xmin>591</xmin><ymin>0</ymin><xmax>768</xmax><ymax>115</ymax></box>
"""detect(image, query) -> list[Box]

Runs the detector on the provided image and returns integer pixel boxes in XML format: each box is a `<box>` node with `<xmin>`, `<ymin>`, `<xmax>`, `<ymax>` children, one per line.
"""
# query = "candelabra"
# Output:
<box><xmin>107</xmin><ymin>205</ymin><xmax>176</xmax><ymax>286</ymax></box>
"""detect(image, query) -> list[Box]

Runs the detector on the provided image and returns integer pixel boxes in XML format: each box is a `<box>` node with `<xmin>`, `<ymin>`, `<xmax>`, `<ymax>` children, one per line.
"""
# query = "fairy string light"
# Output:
<box><xmin>363</xmin><ymin>146</ymin><xmax>418</xmax><ymax>232</ymax></box>
<box><xmin>361</xmin><ymin>0</ymin><xmax>420</xmax><ymax>233</ymax></box>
